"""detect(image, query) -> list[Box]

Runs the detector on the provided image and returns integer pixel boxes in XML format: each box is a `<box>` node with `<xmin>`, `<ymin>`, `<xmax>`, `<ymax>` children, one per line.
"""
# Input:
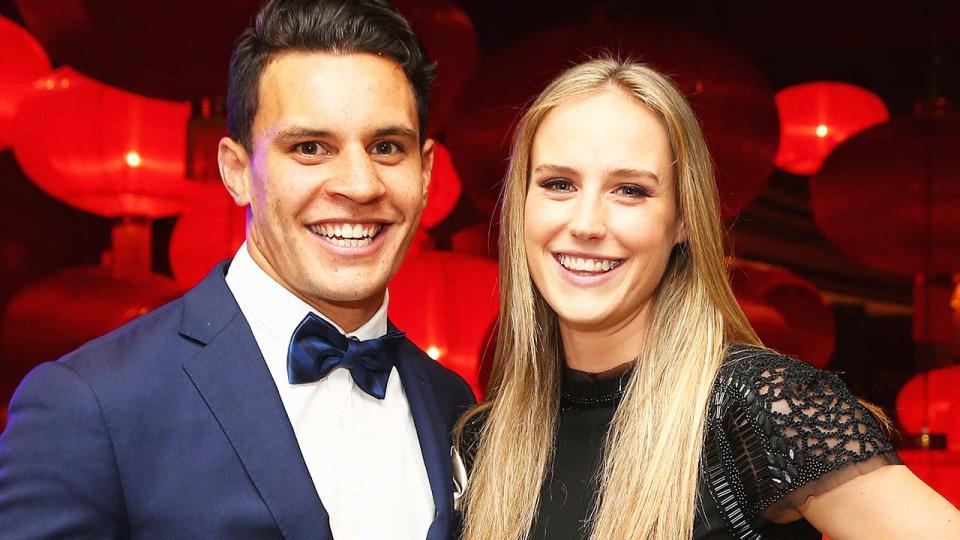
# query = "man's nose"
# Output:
<box><xmin>325</xmin><ymin>146</ymin><xmax>387</xmax><ymax>204</ymax></box>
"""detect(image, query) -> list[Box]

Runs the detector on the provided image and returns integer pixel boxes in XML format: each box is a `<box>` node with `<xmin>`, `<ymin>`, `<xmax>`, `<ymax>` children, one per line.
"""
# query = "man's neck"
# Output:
<box><xmin>243</xmin><ymin>243</ymin><xmax>384</xmax><ymax>334</ymax></box>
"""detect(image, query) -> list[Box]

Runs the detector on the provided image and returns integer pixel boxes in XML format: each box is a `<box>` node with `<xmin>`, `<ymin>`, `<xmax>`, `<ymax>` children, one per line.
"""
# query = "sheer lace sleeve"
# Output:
<box><xmin>704</xmin><ymin>345</ymin><xmax>901</xmax><ymax>532</ymax></box>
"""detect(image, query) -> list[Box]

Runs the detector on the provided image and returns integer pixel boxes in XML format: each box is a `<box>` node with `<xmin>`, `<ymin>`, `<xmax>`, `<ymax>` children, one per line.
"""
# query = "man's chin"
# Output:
<box><xmin>302</xmin><ymin>276</ymin><xmax>389</xmax><ymax>306</ymax></box>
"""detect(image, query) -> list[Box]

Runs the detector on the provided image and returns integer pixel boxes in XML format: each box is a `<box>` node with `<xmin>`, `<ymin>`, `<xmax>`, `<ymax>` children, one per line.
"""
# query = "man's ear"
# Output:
<box><xmin>419</xmin><ymin>138</ymin><xmax>435</xmax><ymax>202</ymax></box>
<box><xmin>218</xmin><ymin>137</ymin><xmax>253</xmax><ymax>206</ymax></box>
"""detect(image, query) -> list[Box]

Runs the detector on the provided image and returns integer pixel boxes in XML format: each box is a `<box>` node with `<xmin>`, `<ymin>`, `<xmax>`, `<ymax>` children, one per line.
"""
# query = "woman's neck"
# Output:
<box><xmin>559</xmin><ymin>302</ymin><xmax>652</xmax><ymax>373</ymax></box>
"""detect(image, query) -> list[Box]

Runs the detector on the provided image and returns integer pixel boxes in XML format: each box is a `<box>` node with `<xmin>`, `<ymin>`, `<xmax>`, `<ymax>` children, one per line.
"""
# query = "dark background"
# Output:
<box><xmin>1</xmin><ymin>0</ymin><xmax>957</xmax><ymax>429</ymax></box>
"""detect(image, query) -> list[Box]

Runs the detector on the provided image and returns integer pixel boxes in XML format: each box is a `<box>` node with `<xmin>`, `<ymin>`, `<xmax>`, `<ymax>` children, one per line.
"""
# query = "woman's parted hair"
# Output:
<box><xmin>456</xmin><ymin>56</ymin><xmax>760</xmax><ymax>540</ymax></box>
<box><xmin>226</xmin><ymin>0</ymin><xmax>436</xmax><ymax>151</ymax></box>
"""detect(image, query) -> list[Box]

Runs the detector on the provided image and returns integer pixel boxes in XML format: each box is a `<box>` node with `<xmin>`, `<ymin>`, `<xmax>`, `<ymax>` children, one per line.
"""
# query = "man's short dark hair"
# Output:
<box><xmin>227</xmin><ymin>0</ymin><xmax>436</xmax><ymax>150</ymax></box>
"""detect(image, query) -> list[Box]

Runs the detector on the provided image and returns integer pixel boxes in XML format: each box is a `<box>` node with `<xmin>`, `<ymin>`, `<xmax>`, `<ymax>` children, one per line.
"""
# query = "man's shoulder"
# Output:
<box><xmin>57</xmin><ymin>295</ymin><xmax>191</xmax><ymax>377</ymax></box>
<box><xmin>60</xmin><ymin>262</ymin><xmax>236</xmax><ymax>378</ymax></box>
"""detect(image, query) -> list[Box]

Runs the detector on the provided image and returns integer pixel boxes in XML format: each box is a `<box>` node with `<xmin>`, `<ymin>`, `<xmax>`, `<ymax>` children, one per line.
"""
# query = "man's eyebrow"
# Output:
<box><xmin>373</xmin><ymin>126</ymin><xmax>418</xmax><ymax>139</ymax></box>
<box><xmin>272</xmin><ymin>126</ymin><xmax>418</xmax><ymax>143</ymax></box>
<box><xmin>274</xmin><ymin>127</ymin><xmax>334</xmax><ymax>143</ymax></box>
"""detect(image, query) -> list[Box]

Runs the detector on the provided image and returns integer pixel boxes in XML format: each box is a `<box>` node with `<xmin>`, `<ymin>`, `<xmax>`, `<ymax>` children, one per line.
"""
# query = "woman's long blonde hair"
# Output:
<box><xmin>455</xmin><ymin>57</ymin><xmax>761</xmax><ymax>540</ymax></box>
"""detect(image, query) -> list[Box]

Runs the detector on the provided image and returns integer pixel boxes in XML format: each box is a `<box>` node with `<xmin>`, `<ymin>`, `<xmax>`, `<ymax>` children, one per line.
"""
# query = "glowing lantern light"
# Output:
<box><xmin>447</xmin><ymin>22</ymin><xmax>778</xmax><ymax>219</ymax></box>
<box><xmin>390</xmin><ymin>251</ymin><xmax>498</xmax><ymax>398</ymax></box>
<box><xmin>421</xmin><ymin>142</ymin><xmax>462</xmax><ymax>230</ymax></box>
<box><xmin>775</xmin><ymin>82</ymin><xmax>889</xmax><ymax>176</ymax></box>
<box><xmin>0</xmin><ymin>16</ymin><xmax>51</xmax><ymax>150</ymax></box>
<box><xmin>897</xmin><ymin>365</ymin><xmax>960</xmax><ymax>451</ymax></box>
<box><xmin>730</xmin><ymin>259</ymin><xmax>836</xmax><ymax>368</ymax></box>
<box><xmin>12</xmin><ymin>67</ymin><xmax>202</xmax><ymax>218</ymax></box>
<box><xmin>125</xmin><ymin>151</ymin><xmax>142</xmax><ymax>167</ymax></box>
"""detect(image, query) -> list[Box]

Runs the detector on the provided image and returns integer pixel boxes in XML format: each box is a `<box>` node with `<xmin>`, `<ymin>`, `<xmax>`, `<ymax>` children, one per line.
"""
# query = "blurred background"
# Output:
<box><xmin>0</xmin><ymin>0</ymin><xmax>958</xmax><ymax>509</ymax></box>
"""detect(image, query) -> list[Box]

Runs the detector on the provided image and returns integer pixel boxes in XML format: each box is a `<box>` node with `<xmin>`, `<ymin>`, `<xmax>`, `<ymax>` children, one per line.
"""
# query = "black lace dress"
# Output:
<box><xmin>459</xmin><ymin>345</ymin><xmax>902</xmax><ymax>539</ymax></box>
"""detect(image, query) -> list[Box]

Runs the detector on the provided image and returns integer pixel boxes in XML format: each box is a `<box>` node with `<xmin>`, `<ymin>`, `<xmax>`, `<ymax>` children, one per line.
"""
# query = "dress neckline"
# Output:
<box><xmin>560</xmin><ymin>361</ymin><xmax>634</xmax><ymax>409</ymax></box>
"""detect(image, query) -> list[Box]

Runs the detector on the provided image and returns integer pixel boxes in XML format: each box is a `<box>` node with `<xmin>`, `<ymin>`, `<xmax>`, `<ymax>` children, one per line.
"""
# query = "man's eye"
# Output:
<box><xmin>541</xmin><ymin>179</ymin><xmax>574</xmax><ymax>192</ymax></box>
<box><xmin>617</xmin><ymin>184</ymin><xmax>650</xmax><ymax>197</ymax></box>
<box><xmin>372</xmin><ymin>141</ymin><xmax>402</xmax><ymax>155</ymax></box>
<box><xmin>297</xmin><ymin>142</ymin><xmax>322</xmax><ymax>155</ymax></box>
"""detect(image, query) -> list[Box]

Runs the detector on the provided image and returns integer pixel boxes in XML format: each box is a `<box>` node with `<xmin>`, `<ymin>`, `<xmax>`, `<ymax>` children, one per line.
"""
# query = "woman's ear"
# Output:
<box><xmin>675</xmin><ymin>219</ymin><xmax>688</xmax><ymax>245</ymax></box>
<box><xmin>218</xmin><ymin>137</ymin><xmax>253</xmax><ymax>206</ymax></box>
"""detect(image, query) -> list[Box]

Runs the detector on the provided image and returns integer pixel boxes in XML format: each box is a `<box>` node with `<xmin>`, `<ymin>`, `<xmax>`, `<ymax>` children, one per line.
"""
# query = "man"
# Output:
<box><xmin>0</xmin><ymin>1</ymin><xmax>474</xmax><ymax>538</ymax></box>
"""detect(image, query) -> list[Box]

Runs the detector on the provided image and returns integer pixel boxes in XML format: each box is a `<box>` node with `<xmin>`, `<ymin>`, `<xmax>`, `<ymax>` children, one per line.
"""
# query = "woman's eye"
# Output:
<box><xmin>542</xmin><ymin>179</ymin><xmax>574</xmax><ymax>192</ymax></box>
<box><xmin>617</xmin><ymin>184</ymin><xmax>649</xmax><ymax>197</ymax></box>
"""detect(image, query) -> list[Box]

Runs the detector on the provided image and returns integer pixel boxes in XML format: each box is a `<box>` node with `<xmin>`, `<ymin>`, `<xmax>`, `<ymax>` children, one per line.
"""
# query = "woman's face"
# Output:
<box><xmin>524</xmin><ymin>88</ymin><xmax>685</xmax><ymax>332</ymax></box>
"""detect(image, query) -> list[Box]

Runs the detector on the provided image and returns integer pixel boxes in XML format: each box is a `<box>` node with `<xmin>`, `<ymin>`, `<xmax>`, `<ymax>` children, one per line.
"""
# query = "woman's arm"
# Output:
<box><xmin>800</xmin><ymin>464</ymin><xmax>960</xmax><ymax>539</ymax></box>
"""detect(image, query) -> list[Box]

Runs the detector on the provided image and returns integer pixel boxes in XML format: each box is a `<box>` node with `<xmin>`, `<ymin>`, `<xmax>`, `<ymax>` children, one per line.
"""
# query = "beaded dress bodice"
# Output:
<box><xmin>459</xmin><ymin>344</ymin><xmax>900</xmax><ymax>539</ymax></box>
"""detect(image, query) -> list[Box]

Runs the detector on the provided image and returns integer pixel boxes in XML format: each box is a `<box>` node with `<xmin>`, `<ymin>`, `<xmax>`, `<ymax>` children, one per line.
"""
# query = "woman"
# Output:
<box><xmin>454</xmin><ymin>57</ymin><xmax>960</xmax><ymax>539</ymax></box>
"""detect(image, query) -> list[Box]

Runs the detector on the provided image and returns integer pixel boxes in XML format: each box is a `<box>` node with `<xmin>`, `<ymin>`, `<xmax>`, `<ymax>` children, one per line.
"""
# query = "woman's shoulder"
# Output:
<box><xmin>718</xmin><ymin>342</ymin><xmax>820</xmax><ymax>384</ymax></box>
<box><xmin>706</xmin><ymin>343</ymin><xmax>899</xmax><ymax>522</ymax></box>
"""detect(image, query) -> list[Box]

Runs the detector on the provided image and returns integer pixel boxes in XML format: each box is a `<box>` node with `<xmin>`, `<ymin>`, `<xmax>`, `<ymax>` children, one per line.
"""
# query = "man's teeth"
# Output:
<box><xmin>308</xmin><ymin>223</ymin><xmax>382</xmax><ymax>247</ymax></box>
<box><xmin>557</xmin><ymin>254</ymin><xmax>621</xmax><ymax>273</ymax></box>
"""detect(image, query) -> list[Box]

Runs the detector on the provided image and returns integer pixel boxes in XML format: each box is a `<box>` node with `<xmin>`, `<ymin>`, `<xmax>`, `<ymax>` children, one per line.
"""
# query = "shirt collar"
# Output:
<box><xmin>225</xmin><ymin>242</ymin><xmax>389</xmax><ymax>344</ymax></box>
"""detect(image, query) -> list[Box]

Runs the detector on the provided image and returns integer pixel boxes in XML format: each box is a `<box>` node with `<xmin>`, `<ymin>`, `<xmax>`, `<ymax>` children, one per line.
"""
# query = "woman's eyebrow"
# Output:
<box><xmin>607</xmin><ymin>167</ymin><xmax>660</xmax><ymax>184</ymax></box>
<box><xmin>532</xmin><ymin>163</ymin><xmax>579</xmax><ymax>177</ymax></box>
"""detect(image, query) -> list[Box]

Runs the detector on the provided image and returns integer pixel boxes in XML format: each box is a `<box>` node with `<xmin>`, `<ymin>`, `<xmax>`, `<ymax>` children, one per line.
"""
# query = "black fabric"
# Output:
<box><xmin>702</xmin><ymin>345</ymin><xmax>901</xmax><ymax>538</ymax></box>
<box><xmin>459</xmin><ymin>344</ymin><xmax>900</xmax><ymax>539</ymax></box>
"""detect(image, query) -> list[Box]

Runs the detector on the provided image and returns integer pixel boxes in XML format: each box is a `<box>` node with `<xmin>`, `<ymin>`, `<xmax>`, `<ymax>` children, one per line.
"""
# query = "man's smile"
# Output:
<box><xmin>307</xmin><ymin>221</ymin><xmax>388</xmax><ymax>250</ymax></box>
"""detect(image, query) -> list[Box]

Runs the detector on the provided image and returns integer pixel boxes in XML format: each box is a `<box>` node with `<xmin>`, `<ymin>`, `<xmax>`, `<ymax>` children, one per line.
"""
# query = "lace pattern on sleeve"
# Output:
<box><xmin>702</xmin><ymin>345</ymin><xmax>899</xmax><ymax>539</ymax></box>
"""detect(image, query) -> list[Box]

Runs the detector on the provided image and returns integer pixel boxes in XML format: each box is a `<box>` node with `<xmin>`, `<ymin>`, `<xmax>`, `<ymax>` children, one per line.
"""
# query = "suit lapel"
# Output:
<box><xmin>179</xmin><ymin>263</ymin><xmax>332</xmax><ymax>540</ymax></box>
<box><xmin>393</xmin><ymin>335</ymin><xmax>454</xmax><ymax>540</ymax></box>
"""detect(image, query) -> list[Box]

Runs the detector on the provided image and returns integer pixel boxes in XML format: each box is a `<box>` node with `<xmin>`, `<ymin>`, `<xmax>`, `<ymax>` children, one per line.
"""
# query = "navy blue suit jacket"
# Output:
<box><xmin>0</xmin><ymin>262</ymin><xmax>475</xmax><ymax>539</ymax></box>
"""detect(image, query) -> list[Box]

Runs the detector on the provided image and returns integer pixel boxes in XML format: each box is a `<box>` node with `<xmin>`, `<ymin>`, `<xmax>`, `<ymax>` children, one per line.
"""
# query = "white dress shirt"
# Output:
<box><xmin>225</xmin><ymin>243</ymin><xmax>434</xmax><ymax>539</ymax></box>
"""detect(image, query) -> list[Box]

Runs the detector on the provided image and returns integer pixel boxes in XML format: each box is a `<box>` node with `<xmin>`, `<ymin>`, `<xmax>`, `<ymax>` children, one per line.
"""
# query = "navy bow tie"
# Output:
<box><xmin>287</xmin><ymin>313</ymin><xmax>405</xmax><ymax>399</ymax></box>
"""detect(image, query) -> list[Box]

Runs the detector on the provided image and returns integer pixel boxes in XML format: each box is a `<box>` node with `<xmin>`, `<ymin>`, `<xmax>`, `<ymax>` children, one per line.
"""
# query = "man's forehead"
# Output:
<box><xmin>254</xmin><ymin>51</ymin><xmax>418</xmax><ymax>135</ymax></box>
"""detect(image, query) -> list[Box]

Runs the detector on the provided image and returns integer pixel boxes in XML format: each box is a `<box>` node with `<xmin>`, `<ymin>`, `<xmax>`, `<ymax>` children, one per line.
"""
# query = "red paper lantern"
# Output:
<box><xmin>170</xmin><ymin>190</ymin><xmax>246</xmax><ymax>289</ymax></box>
<box><xmin>421</xmin><ymin>142</ymin><xmax>462</xmax><ymax>229</ymax></box>
<box><xmin>446</xmin><ymin>23</ymin><xmax>778</xmax><ymax>219</ymax></box>
<box><xmin>12</xmin><ymin>67</ymin><xmax>205</xmax><ymax>218</ymax></box>
<box><xmin>389</xmin><ymin>250</ymin><xmax>499</xmax><ymax>398</ymax></box>
<box><xmin>775</xmin><ymin>82</ymin><xmax>889</xmax><ymax>176</ymax></box>
<box><xmin>15</xmin><ymin>0</ymin><xmax>261</xmax><ymax>100</ymax></box>
<box><xmin>809</xmin><ymin>117</ymin><xmax>960</xmax><ymax>275</ymax></box>
<box><xmin>897</xmin><ymin>365</ymin><xmax>960</xmax><ymax>451</ymax></box>
<box><xmin>0</xmin><ymin>16</ymin><xmax>51</xmax><ymax>150</ymax></box>
<box><xmin>731</xmin><ymin>259</ymin><xmax>836</xmax><ymax>367</ymax></box>
<box><xmin>1</xmin><ymin>266</ymin><xmax>182</xmax><ymax>372</ymax></box>
<box><xmin>393</xmin><ymin>0</ymin><xmax>479</xmax><ymax>136</ymax></box>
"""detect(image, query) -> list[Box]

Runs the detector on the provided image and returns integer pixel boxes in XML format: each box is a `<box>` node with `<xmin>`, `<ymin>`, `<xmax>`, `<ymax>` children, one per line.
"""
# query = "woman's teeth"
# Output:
<box><xmin>308</xmin><ymin>223</ymin><xmax>382</xmax><ymax>247</ymax></box>
<box><xmin>557</xmin><ymin>254</ymin><xmax>623</xmax><ymax>273</ymax></box>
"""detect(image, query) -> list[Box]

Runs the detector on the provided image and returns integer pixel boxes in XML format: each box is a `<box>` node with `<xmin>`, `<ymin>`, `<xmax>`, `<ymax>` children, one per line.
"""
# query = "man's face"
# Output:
<box><xmin>226</xmin><ymin>52</ymin><xmax>432</xmax><ymax>319</ymax></box>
